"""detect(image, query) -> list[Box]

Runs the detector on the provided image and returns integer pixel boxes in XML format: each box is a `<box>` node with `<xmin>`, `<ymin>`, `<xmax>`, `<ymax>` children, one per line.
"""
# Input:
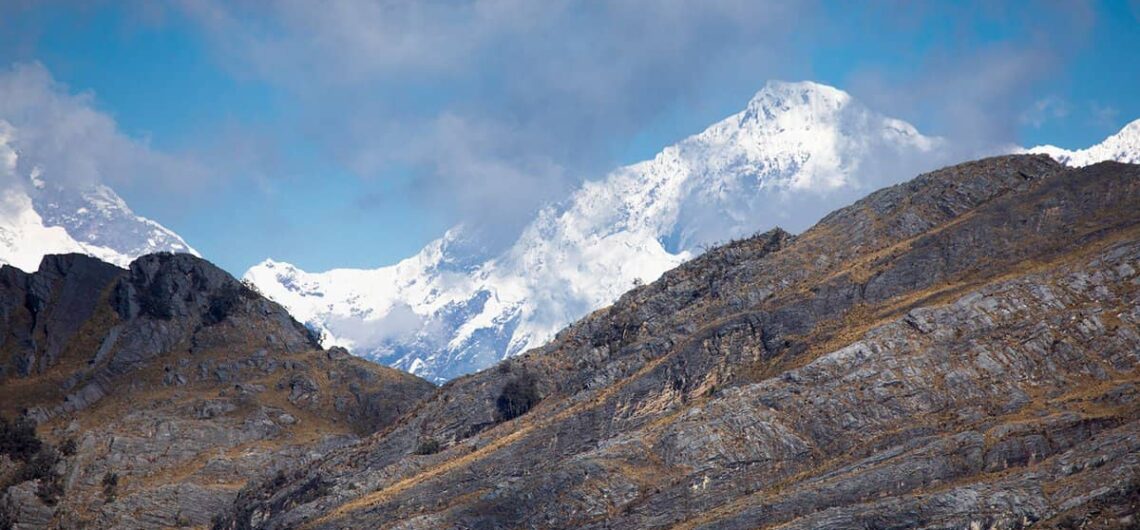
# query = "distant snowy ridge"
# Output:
<box><xmin>0</xmin><ymin>121</ymin><xmax>197</xmax><ymax>272</ymax></box>
<box><xmin>1025</xmin><ymin>118</ymin><xmax>1140</xmax><ymax>166</ymax></box>
<box><xmin>6</xmin><ymin>79</ymin><xmax>1134</xmax><ymax>385</ymax></box>
<box><xmin>246</xmin><ymin>81</ymin><xmax>951</xmax><ymax>383</ymax></box>
<box><xmin>244</xmin><ymin>83</ymin><xmax>1140</xmax><ymax>384</ymax></box>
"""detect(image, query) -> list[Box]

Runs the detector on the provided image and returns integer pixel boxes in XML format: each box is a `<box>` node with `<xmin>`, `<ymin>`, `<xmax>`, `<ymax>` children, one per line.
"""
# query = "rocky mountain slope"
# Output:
<box><xmin>0</xmin><ymin>122</ymin><xmax>198</xmax><ymax>272</ymax></box>
<box><xmin>216</xmin><ymin>155</ymin><xmax>1140</xmax><ymax>529</ymax></box>
<box><xmin>0</xmin><ymin>253</ymin><xmax>434</xmax><ymax>528</ymax></box>
<box><xmin>246</xmin><ymin>85</ymin><xmax>1140</xmax><ymax>385</ymax></box>
<box><xmin>246</xmin><ymin>81</ymin><xmax>948</xmax><ymax>383</ymax></box>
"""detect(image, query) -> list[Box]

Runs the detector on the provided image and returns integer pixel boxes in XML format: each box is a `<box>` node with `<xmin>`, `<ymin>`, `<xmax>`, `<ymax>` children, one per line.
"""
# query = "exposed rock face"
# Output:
<box><xmin>216</xmin><ymin>156</ymin><xmax>1140</xmax><ymax>529</ymax></box>
<box><xmin>244</xmin><ymin>81</ymin><xmax>948</xmax><ymax>384</ymax></box>
<box><xmin>0</xmin><ymin>253</ymin><xmax>434</xmax><ymax>528</ymax></box>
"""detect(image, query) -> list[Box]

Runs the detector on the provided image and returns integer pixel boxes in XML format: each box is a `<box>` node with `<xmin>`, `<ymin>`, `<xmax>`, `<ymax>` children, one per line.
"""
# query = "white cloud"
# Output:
<box><xmin>178</xmin><ymin>0</ymin><xmax>814</xmax><ymax>243</ymax></box>
<box><xmin>0</xmin><ymin>62</ymin><xmax>208</xmax><ymax>193</ymax></box>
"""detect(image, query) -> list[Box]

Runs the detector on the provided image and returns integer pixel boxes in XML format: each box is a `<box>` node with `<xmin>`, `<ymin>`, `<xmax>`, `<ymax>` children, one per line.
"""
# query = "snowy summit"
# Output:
<box><xmin>0</xmin><ymin>121</ymin><xmax>198</xmax><ymax>272</ymax></box>
<box><xmin>245</xmin><ymin>81</ymin><xmax>947</xmax><ymax>383</ymax></box>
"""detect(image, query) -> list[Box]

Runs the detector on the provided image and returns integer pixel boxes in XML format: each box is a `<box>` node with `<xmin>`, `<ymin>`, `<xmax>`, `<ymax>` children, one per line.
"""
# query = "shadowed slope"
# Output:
<box><xmin>0</xmin><ymin>253</ymin><xmax>435</xmax><ymax>528</ymax></box>
<box><xmin>218</xmin><ymin>155</ymin><xmax>1140</xmax><ymax>530</ymax></box>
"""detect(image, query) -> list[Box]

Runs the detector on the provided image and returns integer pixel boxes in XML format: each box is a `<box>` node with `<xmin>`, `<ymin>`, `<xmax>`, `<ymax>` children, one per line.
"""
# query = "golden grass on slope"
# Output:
<box><xmin>667</xmin><ymin>242</ymin><xmax>1140</xmax><ymax>530</ymax></box>
<box><xmin>746</xmin><ymin>222</ymin><xmax>1140</xmax><ymax>388</ymax></box>
<box><xmin>309</xmin><ymin>308</ymin><xmax>777</xmax><ymax>527</ymax></box>
<box><xmin>34</xmin><ymin>342</ymin><xmax>424</xmax><ymax>527</ymax></box>
<box><xmin>323</xmin><ymin>226</ymin><xmax>1139</xmax><ymax>529</ymax></box>
<box><xmin>312</xmin><ymin>230</ymin><xmax>1132</xmax><ymax>527</ymax></box>
<box><xmin>0</xmin><ymin>282</ymin><xmax>123</xmax><ymax>420</ymax></box>
<box><xmin>666</xmin><ymin>366</ymin><xmax>1140</xmax><ymax>530</ymax></box>
<box><xmin>313</xmin><ymin>167</ymin><xmax>1140</xmax><ymax>528</ymax></box>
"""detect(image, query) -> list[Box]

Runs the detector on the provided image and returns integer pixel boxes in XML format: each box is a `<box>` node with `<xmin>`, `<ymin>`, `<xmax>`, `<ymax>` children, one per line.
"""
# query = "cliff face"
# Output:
<box><xmin>0</xmin><ymin>253</ymin><xmax>435</xmax><ymax>529</ymax></box>
<box><xmin>218</xmin><ymin>155</ymin><xmax>1140</xmax><ymax>529</ymax></box>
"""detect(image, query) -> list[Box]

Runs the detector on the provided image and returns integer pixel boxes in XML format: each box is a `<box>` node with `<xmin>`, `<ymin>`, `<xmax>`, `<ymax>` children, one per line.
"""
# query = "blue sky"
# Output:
<box><xmin>1</xmin><ymin>1</ymin><xmax>1137</xmax><ymax>274</ymax></box>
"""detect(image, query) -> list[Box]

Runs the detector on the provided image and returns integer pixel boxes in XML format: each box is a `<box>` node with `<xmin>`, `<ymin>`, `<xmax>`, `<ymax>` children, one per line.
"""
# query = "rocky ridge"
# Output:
<box><xmin>0</xmin><ymin>253</ymin><xmax>434</xmax><ymax>528</ymax></box>
<box><xmin>246</xmin><ymin>86</ymin><xmax>1140</xmax><ymax>386</ymax></box>
<box><xmin>246</xmin><ymin>81</ymin><xmax>946</xmax><ymax>383</ymax></box>
<box><xmin>217</xmin><ymin>155</ymin><xmax>1140</xmax><ymax>529</ymax></box>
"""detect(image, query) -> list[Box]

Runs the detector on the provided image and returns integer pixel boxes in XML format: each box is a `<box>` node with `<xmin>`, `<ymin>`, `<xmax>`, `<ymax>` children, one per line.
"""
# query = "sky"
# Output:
<box><xmin>0</xmin><ymin>0</ymin><xmax>1137</xmax><ymax>274</ymax></box>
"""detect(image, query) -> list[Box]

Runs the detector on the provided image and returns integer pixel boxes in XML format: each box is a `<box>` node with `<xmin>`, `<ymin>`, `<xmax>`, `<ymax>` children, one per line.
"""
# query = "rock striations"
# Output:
<box><xmin>1</xmin><ymin>153</ymin><xmax>1138</xmax><ymax>529</ymax></box>
<box><xmin>246</xmin><ymin>84</ymin><xmax>1140</xmax><ymax>386</ymax></box>
<box><xmin>0</xmin><ymin>253</ymin><xmax>434</xmax><ymax>528</ymax></box>
<box><xmin>215</xmin><ymin>155</ymin><xmax>1140</xmax><ymax>529</ymax></box>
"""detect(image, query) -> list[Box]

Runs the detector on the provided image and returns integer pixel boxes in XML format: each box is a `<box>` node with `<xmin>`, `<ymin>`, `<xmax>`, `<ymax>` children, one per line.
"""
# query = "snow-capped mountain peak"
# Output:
<box><xmin>0</xmin><ymin>120</ymin><xmax>198</xmax><ymax>272</ymax></box>
<box><xmin>246</xmin><ymin>80</ymin><xmax>949</xmax><ymax>383</ymax></box>
<box><xmin>1026</xmin><ymin>118</ymin><xmax>1140</xmax><ymax>166</ymax></box>
<box><xmin>740</xmin><ymin>80</ymin><xmax>850</xmax><ymax>125</ymax></box>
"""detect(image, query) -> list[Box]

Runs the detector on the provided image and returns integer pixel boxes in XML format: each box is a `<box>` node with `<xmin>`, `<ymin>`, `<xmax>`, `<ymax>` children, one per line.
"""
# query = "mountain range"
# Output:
<box><xmin>0</xmin><ymin>252</ymin><xmax>432</xmax><ymax>527</ymax></box>
<box><xmin>5</xmin><ymin>151</ymin><xmax>1135</xmax><ymax>528</ymax></box>
<box><xmin>219</xmin><ymin>154</ymin><xmax>1140</xmax><ymax>529</ymax></box>
<box><xmin>243</xmin><ymin>81</ymin><xmax>1140</xmax><ymax>383</ymax></box>
<box><xmin>1</xmin><ymin>82</ymin><xmax>1137</xmax><ymax>384</ymax></box>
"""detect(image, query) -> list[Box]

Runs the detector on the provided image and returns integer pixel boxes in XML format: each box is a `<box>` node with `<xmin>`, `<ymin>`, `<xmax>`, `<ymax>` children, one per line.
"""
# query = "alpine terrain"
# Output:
<box><xmin>4</xmin><ymin>3</ymin><xmax>1139</xmax><ymax>529</ymax></box>
<box><xmin>246</xmin><ymin>83</ymin><xmax>1140</xmax><ymax>385</ymax></box>
<box><xmin>0</xmin><ymin>122</ymin><xmax>197</xmax><ymax>272</ymax></box>
<box><xmin>0</xmin><ymin>252</ymin><xmax>433</xmax><ymax>527</ymax></box>
<box><xmin>217</xmin><ymin>154</ymin><xmax>1140</xmax><ymax>529</ymax></box>
<box><xmin>244</xmin><ymin>81</ymin><xmax>949</xmax><ymax>383</ymax></box>
<box><xmin>1</xmin><ymin>154</ymin><xmax>1138</xmax><ymax>529</ymax></box>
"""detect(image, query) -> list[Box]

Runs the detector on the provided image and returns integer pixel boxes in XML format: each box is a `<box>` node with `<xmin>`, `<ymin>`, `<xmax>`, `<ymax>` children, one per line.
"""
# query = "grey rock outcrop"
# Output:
<box><xmin>0</xmin><ymin>253</ymin><xmax>435</xmax><ymax>529</ymax></box>
<box><xmin>216</xmin><ymin>156</ymin><xmax>1140</xmax><ymax>529</ymax></box>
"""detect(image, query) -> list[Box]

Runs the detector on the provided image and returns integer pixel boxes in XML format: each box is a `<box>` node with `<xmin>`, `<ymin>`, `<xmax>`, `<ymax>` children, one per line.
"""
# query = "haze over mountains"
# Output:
<box><xmin>0</xmin><ymin>122</ymin><xmax>198</xmax><ymax>272</ymax></box>
<box><xmin>1</xmin><ymin>90</ymin><xmax>1139</xmax><ymax>529</ymax></box>
<box><xmin>1</xmin><ymin>81</ymin><xmax>1137</xmax><ymax>383</ymax></box>
<box><xmin>6</xmin><ymin>154</ymin><xmax>1139</xmax><ymax>528</ymax></box>
<box><xmin>222</xmin><ymin>154</ymin><xmax>1140</xmax><ymax>529</ymax></box>
<box><xmin>243</xmin><ymin>81</ymin><xmax>1140</xmax><ymax>383</ymax></box>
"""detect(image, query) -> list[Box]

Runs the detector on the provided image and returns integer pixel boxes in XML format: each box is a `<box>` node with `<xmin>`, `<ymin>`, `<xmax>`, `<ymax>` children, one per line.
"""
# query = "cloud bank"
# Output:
<box><xmin>181</xmin><ymin>0</ymin><xmax>819</xmax><ymax>245</ymax></box>
<box><xmin>0</xmin><ymin>1</ymin><xmax>1114</xmax><ymax>270</ymax></box>
<box><xmin>0</xmin><ymin>62</ymin><xmax>207</xmax><ymax>194</ymax></box>
<box><xmin>172</xmin><ymin>0</ymin><xmax>1101</xmax><ymax>249</ymax></box>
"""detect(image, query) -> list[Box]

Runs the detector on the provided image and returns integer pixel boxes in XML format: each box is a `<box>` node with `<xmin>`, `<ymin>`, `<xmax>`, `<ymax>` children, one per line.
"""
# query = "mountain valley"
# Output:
<box><xmin>219</xmin><ymin>154</ymin><xmax>1140</xmax><ymax>529</ymax></box>
<box><xmin>2</xmin><ymin>152</ymin><xmax>1137</xmax><ymax>528</ymax></box>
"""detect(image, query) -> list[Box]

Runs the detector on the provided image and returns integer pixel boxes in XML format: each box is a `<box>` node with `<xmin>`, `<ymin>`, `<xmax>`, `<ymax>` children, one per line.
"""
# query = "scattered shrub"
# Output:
<box><xmin>413</xmin><ymin>438</ymin><xmax>442</xmax><ymax>455</ymax></box>
<box><xmin>204</xmin><ymin>284</ymin><xmax>243</xmax><ymax>326</ymax></box>
<box><xmin>241</xmin><ymin>279</ymin><xmax>262</xmax><ymax>297</ymax></box>
<box><xmin>0</xmin><ymin>416</ymin><xmax>42</xmax><ymax>462</ymax></box>
<box><xmin>136</xmin><ymin>278</ymin><xmax>174</xmax><ymax>320</ymax></box>
<box><xmin>291</xmin><ymin>476</ymin><xmax>332</xmax><ymax>506</ymax></box>
<box><xmin>269</xmin><ymin>469</ymin><xmax>289</xmax><ymax>489</ymax></box>
<box><xmin>0</xmin><ymin>502</ymin><xmax>12</xmax><ymax>529</ymax></box>
<box><xmin>102</xmin><ymin>472</ymin><xmax>119</xmax><ymax>503</ymax></box>
<box><xmin>496</xmin><ymin>373</ymin><xmax>540</xmax><ymax>421</ymax></box>
<box><xmin>58</xmin><ymin>437</ymin><xmax>78</xmax><ymax>456</ymax></box>
<box><xmin>35</xmin><ymin>477</ymin><xmax>63</xmax><ymax>505</ymax></box>
<box><xmin>20</xmin><ymin>448</ymin><xmax>58</xmax><ymax>482</ymax></box>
